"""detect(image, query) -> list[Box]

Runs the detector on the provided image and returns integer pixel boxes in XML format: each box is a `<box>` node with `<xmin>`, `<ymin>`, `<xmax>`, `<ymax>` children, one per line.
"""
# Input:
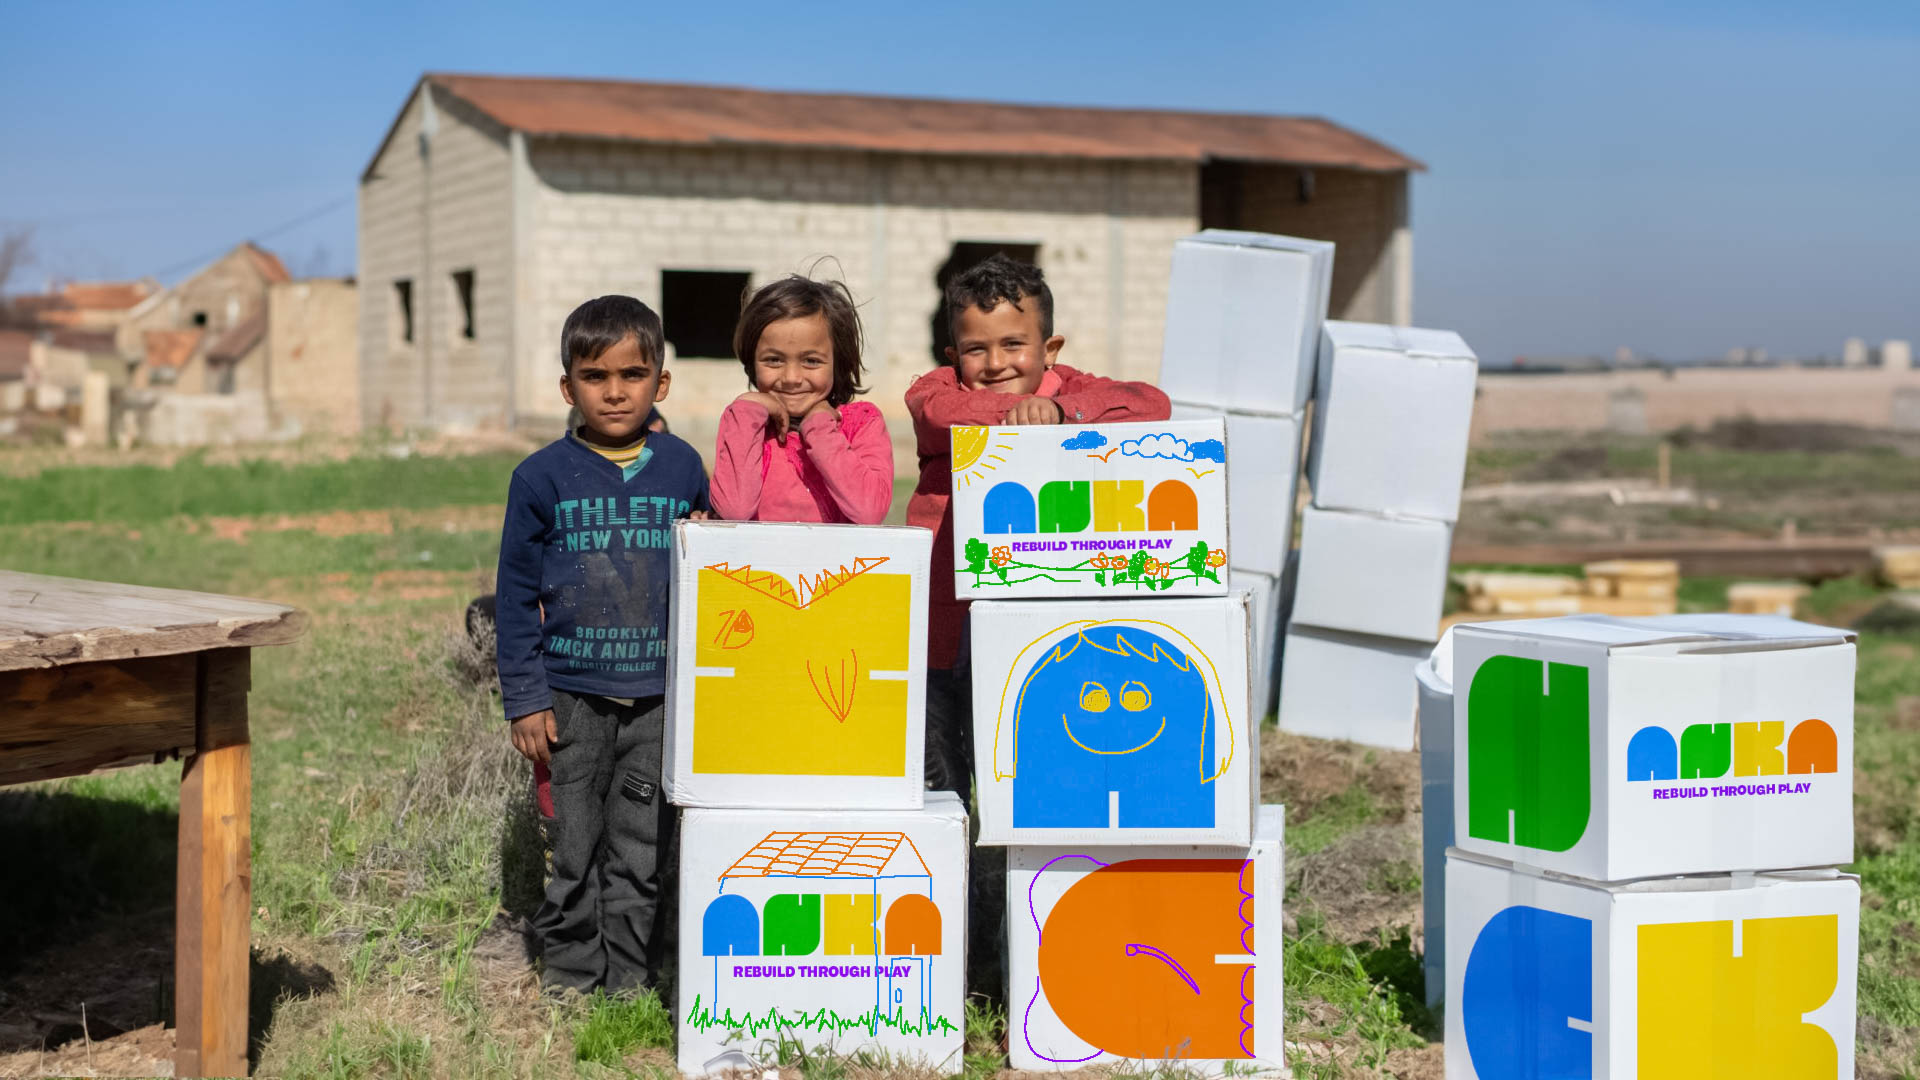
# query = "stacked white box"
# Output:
<box><xmin>953</xmin><ymin>405</ymin><xmax>1285</xmax><ymax>1070</ymax></box>
<box><xmin>1281</xmin><ymin>320</ymin><xmax>1479</xmax><ymax>749</ymax></box>
<box><xmin>1415</xmin><ymin>630</ymin><xmax>1456</xmax><ymax>1009</ymax></box>
<box><xmin>1161</xmin><ymin>231</ymin><xmax>1332</xmax><ymax>730</ymax></box>
<box><xmin>1308</xmin><ymin>322</ymin><xmax>1478</xmax><ymax>522</ymax></box>
<box><xmin>1160</xmin><ymin>230</ymin><xmax>1333</xmax><ymax>416</ymax></box>
<box><xmin>1439</xmin><ymin>614</ymin><xmax>1861</xmax><ymax>1076</ymax></box>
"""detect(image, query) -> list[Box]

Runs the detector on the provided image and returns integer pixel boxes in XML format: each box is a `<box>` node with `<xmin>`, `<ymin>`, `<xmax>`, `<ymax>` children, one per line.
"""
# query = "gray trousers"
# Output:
<box><xmin>535</xmin><ymin>689</ymin><xmax>676</xmax><ymax>993</ymax></box>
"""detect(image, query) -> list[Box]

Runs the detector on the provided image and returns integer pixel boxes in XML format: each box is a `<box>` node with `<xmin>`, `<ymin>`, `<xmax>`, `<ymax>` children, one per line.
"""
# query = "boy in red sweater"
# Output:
<box><xmin>905</xmin><ymin>253</ymin><xmax>1170</xmax><ymax>804</ymax></box>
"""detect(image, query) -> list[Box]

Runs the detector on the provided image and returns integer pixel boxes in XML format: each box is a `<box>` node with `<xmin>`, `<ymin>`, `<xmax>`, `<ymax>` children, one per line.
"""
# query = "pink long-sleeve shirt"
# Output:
<box><xmin>905</xmin><ymin>363</ymin><xmax>1171</xmax><ymax>670</ymax></box>
<box><xmin>709</xmin><ymin>398</ymin><xmax>894</xmax><ymax>524</ymax></box>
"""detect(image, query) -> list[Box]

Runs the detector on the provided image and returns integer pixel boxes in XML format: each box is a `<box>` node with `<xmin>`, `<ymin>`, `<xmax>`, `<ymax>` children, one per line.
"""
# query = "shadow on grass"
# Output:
<box><xmin>0</xmin><ymin>787</ymin><xmax>337</xmax><ymax>1068</ymax></box>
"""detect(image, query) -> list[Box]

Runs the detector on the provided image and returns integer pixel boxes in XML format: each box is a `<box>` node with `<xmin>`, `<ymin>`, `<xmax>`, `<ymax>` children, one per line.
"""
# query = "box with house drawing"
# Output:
<box><xmin>664</xmin><ymin>520</ymin><xmax>930</xmax><ymax>810</ymax></box>
<box><xmin>676</xmin><ymin>795</ymin><xmax>967</xmax><ymax>1075</ymax></box>
<box><xmin>948</xmin><ymin>419</ymin><xmax>1229</xmax><ymax>601</ymax></box>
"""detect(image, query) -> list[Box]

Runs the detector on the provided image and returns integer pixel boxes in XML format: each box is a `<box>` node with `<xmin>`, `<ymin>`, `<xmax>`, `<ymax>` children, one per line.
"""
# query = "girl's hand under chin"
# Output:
<box><xmin>735</xmin><ymin>390</ymin><xmax>793</xmax><ymax>438</ymax></box>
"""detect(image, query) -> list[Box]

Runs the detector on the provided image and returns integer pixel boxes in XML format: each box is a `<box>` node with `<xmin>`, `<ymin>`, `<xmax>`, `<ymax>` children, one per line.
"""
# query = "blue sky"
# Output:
<box><xmin>3</xmin><ymin>0</ymin><xmax>1915</xmax><ymax>365</ymax></box>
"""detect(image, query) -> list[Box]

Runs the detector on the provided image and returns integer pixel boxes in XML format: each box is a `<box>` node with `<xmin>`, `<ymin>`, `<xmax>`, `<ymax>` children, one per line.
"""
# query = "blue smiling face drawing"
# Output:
<box><xmin>1011</xmin><ymin>624</ymin><xmax>1218</xmax><ymax>829</ymax></box>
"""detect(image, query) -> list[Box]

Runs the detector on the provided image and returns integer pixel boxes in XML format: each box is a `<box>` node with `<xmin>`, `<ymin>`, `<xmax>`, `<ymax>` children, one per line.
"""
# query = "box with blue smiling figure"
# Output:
<box><xmin>949</xmin><ymin>418</ymin><xmax>1229</xmax><ymax>601</ymax></box>
<box><xmin>969</xmin><ymin>594</ymin><xmax>1255</xmax><ymax>846</ymax></box>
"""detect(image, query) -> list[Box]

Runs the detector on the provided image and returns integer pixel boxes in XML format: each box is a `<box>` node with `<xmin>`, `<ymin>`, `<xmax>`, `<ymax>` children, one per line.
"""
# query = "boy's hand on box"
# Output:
<box><xmin>1001</xmin><ymin>397</ymin><xmax>1064</xmax><ymax>426</ymax></box>
<box><xmin>510</xmin><ymin>709</ymin><xmax>558</xmax><ymax>764</ymax></box>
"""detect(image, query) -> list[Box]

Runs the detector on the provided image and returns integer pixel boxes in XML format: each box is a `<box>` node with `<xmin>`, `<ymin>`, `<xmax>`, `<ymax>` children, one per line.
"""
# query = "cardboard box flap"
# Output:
<box><xmin>1186</xmin><ymin>228</ymin><xmax>1334</xmax><ymax>257</ymax></box>
<box><xmin>1620</xmin><ymin>612</ymin><xmax>1856</xmax><ymax>644</ymax></box>
<box><xmin>1321</xmin><ymin>319</ymin><xmax>1402</xmax><ymax>354</ymax></box>
<box><xmin>1397</xmin><ymin>327</ymin><xmax>1476</xmax><ymax>361</ymax></box>
<box><xmin>1446</xmin><ymin>846</ymin><xmax>1856</xmax><ymax>894</ymax></box>
<box><xmin>1456</xmin><ymin>613</ymin><xmax>1724</xmax><ymax>647</ymax></box>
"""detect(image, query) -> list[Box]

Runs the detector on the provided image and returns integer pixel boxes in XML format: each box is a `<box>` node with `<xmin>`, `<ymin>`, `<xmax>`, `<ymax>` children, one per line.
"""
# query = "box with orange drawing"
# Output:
<box><xmin>1445</xmin><ymin>848</ymin><xmax>1858</xmax><ymax>1080</ymax></box>
<box><xmin>664</xmin><ymin>520</ymin><xmax>931</xmax><ymax>810</ymax></box>
<box><xmin>948</xmin><ymin>419</ymin><xmax>1229</xmax><ymax>601</ymax></box>
<box><xmin>676</xmin><ymin>794</ymin><xmax>968</xmax><ymax>1076</ymax></box>
<box><xmin>1006</xmin><ymin>805</ymin><xmax>1285</xmax><ymax>1073</ymax></box>
<box><xmin>969</xmin><ymin>594</ymin><xmax>1255</xmax><ymax>847</ymax></box>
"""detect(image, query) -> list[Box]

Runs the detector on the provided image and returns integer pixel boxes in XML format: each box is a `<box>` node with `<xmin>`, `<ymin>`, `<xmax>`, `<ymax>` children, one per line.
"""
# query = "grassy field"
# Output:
<box><xmin>0</xmin><ymin>443</ymin><xmax>1915</xmax><ymax>1078</ymax></box>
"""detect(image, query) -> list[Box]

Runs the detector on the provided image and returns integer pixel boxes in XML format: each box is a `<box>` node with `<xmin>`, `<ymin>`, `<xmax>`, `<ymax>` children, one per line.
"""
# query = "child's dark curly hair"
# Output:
<box><xmin>945</xmin><ymin>253</ymin><xmax>1053</xmax><ymax>339</ymax></box>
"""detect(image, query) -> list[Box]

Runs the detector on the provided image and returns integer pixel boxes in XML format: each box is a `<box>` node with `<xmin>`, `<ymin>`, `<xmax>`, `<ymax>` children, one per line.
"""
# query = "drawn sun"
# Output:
<box><xmin>952</xmin><ymin>426</ymin><xmax>1017</xmax><ymax>489</ymax></box>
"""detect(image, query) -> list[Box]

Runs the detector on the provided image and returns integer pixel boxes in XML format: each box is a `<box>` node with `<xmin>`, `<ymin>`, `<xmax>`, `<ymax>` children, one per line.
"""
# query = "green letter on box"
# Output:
<box><xmin>1467</xmin><ymin>655</ymin><xmax>1591</xmax><ymax>851</ymax></box>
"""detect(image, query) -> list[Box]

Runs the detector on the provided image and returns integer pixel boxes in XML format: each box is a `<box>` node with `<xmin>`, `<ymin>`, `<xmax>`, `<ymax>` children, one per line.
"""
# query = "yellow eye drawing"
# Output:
<box><xmin>1079</xmin><ymin>681</ymin><xmax>1111</xmax><ymax>712</ymax></box>
<box><xmin>1119</xmin><ymin>681</ymin><xmax>1151</xmax><ymax>711</ymax></box>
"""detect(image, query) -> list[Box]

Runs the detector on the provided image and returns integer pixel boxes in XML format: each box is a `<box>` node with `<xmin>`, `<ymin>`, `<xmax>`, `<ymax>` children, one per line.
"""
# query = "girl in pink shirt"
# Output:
<box><xmin>710</xmin><ymin>276</ymin><xmax>893</xmax><ymax>523</ymax></box>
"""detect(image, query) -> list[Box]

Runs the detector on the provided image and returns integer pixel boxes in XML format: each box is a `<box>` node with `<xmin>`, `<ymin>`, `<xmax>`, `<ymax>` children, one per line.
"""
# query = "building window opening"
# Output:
<box><xmin>662</xmin><ymin>270</ymin><xmax>749</xmax><ymax>359</ymax></box>
<box><xmin>452</xmin><ymin>269</ymin><xmax>475</xmax><ymax>340</ymax></box>
<box><xmin>191</xmin><ymin>311</ymin><xmax>208</xmax><ymax>327</ymax></box>
<box><xmin>394</xmin><ymin>279</ymin><xmax>414</xmax><ymax>344</ymax></box>
<box><xmin>930</xmin><ymin>241</ymin><xmax>1039</xmax><ymax>366</ymax></box>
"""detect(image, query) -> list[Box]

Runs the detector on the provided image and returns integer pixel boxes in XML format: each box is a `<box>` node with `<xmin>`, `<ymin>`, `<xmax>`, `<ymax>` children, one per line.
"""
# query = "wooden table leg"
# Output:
<box><xmin>176</xmin><ymin>652</ymin><xmax>253</xmax><ymax>1078</ymax></box>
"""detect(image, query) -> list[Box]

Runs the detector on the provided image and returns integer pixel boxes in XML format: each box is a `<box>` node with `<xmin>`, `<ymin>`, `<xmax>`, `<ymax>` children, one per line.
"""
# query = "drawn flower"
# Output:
<box><xmin>1206</xmin><ymin>548</ymin><xmax>1226</xmax><ymax>568</ymax></box>
<box><xmin>991</xmin><ymin>546</ymin><xmax>1012</xmax><ymax>567</ymax></box>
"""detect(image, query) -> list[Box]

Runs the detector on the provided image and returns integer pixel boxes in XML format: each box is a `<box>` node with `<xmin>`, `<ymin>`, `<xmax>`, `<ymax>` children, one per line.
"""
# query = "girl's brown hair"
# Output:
<box><xmin>732</xmin><ymin>275</ymin><xmax>867</xmax><ymax>407</ymax></box>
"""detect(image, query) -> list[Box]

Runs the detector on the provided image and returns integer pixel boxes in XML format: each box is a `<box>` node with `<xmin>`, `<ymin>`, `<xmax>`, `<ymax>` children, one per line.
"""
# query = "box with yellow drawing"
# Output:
<box><xmin>1444</xmin><ymin>848</ymin><xmax>1859</xmax><ymax>1080</ymax></box>
<box><xmin>949</xmin><ymin>418</ymin><xmax>1229</xmax><ymax>600</ymax></box>
<box><xmin>969</xmin><ymin>595</ymin><xmax>1255</xmax><ymax>846</ymax></box>
<box><xmin>665</xmin><ymin>520</ymin><xmax>931</xmax><ymax>810</ymax></box>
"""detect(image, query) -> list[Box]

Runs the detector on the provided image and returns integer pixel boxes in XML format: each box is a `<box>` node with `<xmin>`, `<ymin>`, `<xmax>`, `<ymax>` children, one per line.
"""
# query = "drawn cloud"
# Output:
<box><xmin>1119</xmin><ymin>433</ymin><xmax>1196</xmax><ymax>462</ymax></box>
<box><xmin>1189</xmin><ymin>439</ymin><xmax>1226</xmax><ymax>464</ymax></box>
<box><xmin>1060</xmin><ymin>430</ymin><xmax>1108</xmax><ymax>451</ymax></box>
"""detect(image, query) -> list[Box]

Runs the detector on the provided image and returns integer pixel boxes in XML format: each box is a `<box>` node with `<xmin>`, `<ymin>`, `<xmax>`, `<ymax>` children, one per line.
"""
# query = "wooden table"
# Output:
<box><xmin>0</xmin><ymin>570</ymin><xmax>306</xmax><ymax>1078</ymax></box>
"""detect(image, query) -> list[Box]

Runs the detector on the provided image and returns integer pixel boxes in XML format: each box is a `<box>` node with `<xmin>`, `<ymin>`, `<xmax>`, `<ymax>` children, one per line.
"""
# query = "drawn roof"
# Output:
<box><xmin>719</xmin><ymin>831</ymin><xmax>930</xmax><ymax>880</ymax></box>
<box><xmin>702</xmin><ymin>557</ymin><xmax>891</xmax><ymax>609</ymax></box>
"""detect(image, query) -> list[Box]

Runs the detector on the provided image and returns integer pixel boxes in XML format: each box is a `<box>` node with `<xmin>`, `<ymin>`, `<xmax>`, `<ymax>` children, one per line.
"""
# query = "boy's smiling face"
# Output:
<box><xmin>947</xmin><ymin>295</ymin><xmax>1064</xmax><ymax>395</ymax></box>
<box><xmin>561</xmin><ymin>334</ymin><xmax>670</xmax><ymax>446</ymax></box>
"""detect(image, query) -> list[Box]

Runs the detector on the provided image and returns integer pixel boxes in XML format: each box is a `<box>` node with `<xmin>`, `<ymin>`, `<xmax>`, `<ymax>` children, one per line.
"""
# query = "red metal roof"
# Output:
<box><xmin>404</xmin><ymin>73</ymin><xmax>1421</xmax><ymax>174</ymax></box>
<box><xmin>61</xmin><ymin>281</ymin><xmax>155</xmax><ymax>311</ymax></box>
<box><xmin>144</xmin><ymin>328</ymin><xmax>203</xmax><ymax>370</ymax></box>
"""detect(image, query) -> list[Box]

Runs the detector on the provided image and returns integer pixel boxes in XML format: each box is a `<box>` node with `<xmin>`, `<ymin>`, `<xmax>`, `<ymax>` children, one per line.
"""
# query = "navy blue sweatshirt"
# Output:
<box><xmin>495</xmin><ymin>432</ymin><xmax>710</xmax><ymax>719</ymax></box>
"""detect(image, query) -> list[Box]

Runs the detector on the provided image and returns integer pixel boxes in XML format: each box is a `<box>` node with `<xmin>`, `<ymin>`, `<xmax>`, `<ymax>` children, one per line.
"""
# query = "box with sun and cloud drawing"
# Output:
<box><xmin>948</xmin><ymin>419</ymin><xmax>1229</xmax><ymax>601</ymax></box>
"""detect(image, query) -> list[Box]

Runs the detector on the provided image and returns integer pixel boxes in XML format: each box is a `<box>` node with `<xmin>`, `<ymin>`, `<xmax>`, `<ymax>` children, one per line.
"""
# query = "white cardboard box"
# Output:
<box><xmin>1231</xmin><ymin>567</ymin><xmax>1283</xmax><ymax>722</ymax></box>
<box><xmin>1170</xmin><ymin>402</ymin><xmax>1301</xmax><ymax>577</ymax></box>
<box><xmin>1275</xmin><ymin>624</ymin><xmax>1429</xmax><ymax>750</ymax></box>
<box><xmin>1159</xmin><ymin>229</ymin><xmax>1333</xmax><ymax>414</ymax></box>
<box><xmin>1289</xmin><ymin>506</ymin><xmax>1451</xmax><ymax>642</ymax></box>
<box><xmin>676</xmin><ymin>795</ymin><xmax>968</xmax><ymax>1075</ymax></box>
<box><xmin>1445</xmin><ymin>849</ymin><xmax>1858</xmax><ymax>1080</ymax></box>
<box><xmin>1007</xmin><ymin>806</ymin><xmax>1286</xmax><ymax>1073</ymax></box>
<box><xmin>970</xmin><ymin>595</ymin><xmax>1255</xmax><ymax>846</ymax></box>
<box><xmin>1307</xmin><ymin>321</ymin><xmax>1478</xmax><ymax>522</ymax></box>
<box><xmin>665</xmin><ymin>520</ymin><xmax>930</xmax><ymax>809</ymax></box>
<box><xmin>1416</xmin><ymin>630</ymin><xmax>1456</xmax><ymax>1009</ymax></box>
<box><xmin>949</xmin><ymin>419</ymin><xmax>1229</xmax><ymax>600</ymax></box>
<box><xmin>1453</xmin><ymin>614</ymin><xmax>1855</xmax><ymax>881</ymax></box>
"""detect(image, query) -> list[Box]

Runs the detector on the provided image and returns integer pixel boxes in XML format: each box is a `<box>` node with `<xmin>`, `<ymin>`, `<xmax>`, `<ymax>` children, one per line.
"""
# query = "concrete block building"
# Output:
<box><xmin>358</xmin><ymin>73</ymin><xmax>1422</xmax><ymax>445</ymax></box>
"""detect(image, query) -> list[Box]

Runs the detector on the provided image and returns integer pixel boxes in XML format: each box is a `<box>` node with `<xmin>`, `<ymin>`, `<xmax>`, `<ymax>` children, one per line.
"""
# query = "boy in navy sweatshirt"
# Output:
<box><xmin>496</xmin><ymin>295</ymin><xmax>710</xmax><ymax>993</ymax></box>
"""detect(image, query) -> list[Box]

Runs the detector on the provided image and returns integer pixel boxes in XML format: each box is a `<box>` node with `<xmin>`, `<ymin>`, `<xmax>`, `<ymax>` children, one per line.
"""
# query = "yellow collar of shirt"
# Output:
<box><xmin>575</xmin><ymin>430</ymin><xmax>649</xmax><ymax>470</ymax></box>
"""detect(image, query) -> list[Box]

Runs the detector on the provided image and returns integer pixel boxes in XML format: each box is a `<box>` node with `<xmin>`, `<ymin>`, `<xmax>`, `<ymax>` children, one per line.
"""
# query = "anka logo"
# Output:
<box><xmin>1625</xmin><ymin>719</ymin><xmax>1838</xmax><ymax>782</ymax></box>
